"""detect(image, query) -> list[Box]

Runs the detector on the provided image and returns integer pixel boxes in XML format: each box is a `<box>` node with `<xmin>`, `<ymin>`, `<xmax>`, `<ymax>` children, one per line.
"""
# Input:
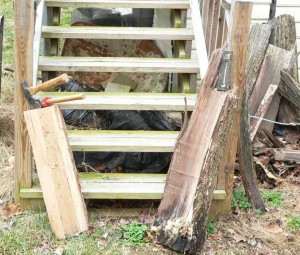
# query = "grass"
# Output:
<box><xmin>0</xmin><ymin>212</ymin><xmax>172</xmax><ymax>255</ymax></box>
<box><xmin>207</xmin><ymin>220</ymin><xmax>216</xmax><ymax>235</ymax></box>
<box><xmin>287</xmin><ymin>216</ymin><xmax>300</xmax><ymax>231</ymax></box>
<box><xmin>231</xmin><ymin>188</ymin><xmax>252</xmax><ymax>211</ymax></box>
<box><xmin>262</xmin><ymin>190</ymin><xmax>284</xmax><ymax>208</ymax></box>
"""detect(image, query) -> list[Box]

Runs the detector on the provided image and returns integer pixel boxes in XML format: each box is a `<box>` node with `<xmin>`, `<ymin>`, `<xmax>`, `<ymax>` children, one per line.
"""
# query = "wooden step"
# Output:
<box><xmin>19</xmin><ymin>173</ymin><xmax>226</xmax><ymax>200</ymax></box>
<box><xmin>39</xmin><ymin>57</ymin><xmax>199</xmax><ymax>73</ymax></box>
<box><xmin>36</xmin><ymin>92</ymin><xmax>197</xmax><ymax>111</ymax></box>
<box><xmin>42</xmin><ymin>26</ymin><xmax>195</xmax><ymax>40</ymax></box>
<box><xmin>68</xmin><ymin>130</ymin><xmax>179</xmax><ymax>152</ymax></box>
<box><xmin>45</xmin><ymin>0</ymin><xmax>190</xmax><ymax>9</ymax></box>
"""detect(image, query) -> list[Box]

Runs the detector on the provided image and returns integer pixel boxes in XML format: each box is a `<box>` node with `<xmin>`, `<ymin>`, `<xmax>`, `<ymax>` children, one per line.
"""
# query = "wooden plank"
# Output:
<box><xmin>0</xmin><ymin>16</ymin><xmax>3</xmax><ymax>95</ymax></box>
<box><xmin>67</xmin><ymin>130</ymin><xmax>179</xmax><ymax>152</ymax></box>
<box><xmin>274</xmin><ymin>149</ymin><xmax>300</xmax><ymax>161</ymax></box>
<box><xmin>24</xmin><ymin>106</ymin><xmax>88</xmax><ymax>239</ymax></box>
<box><xmin>250</xmin><ymin>84</ymin><xmax>278</xmax><ymax>141</ymax></box>
<box><xmin>14</xmin><ymin>0</ymin><xmax>34</xmax><ymax>205</ymax></box>
<box><xmin>209</xmin><ymin>0</ymin><xmax>221</xmax><ymax>56</ymax></box>
<box><xmin>36</xmin><ymin>92</ymin><xmax>197</xmax><ymax>111</ymax></box>
<box><xmin>248</xmin><ymin>45</ymin><xmax>293</xmax><ymax>115</ymax></box>
<box><xmin>45</xmin><ymin>0</ymin><xmax>190</xmax><ymax>9</ymax></box>
<box><xmin>19</xmin><ymin>173</ymin><xmax>226</xmax><ymax>200</ymax></box>
<box><xmin>245</xmin><ymin>23</ymin><xmax>272</xmax><ymax>100</ymax></box>
<box><xmin>42</xmin><ymin>26</ymin><xmax>194</xmax><ymax>40</ymax></box>
<box><xmin>33</xmin><ymin>0</ymin><xmax>45</xmax><ymax>87</ymax></box>
<box><xmin>190</xmin><ymin>0</ymin><xmax>209</xmax><ymax>79</ymax></box>
<box><xmin>39</xmin><ymin>56</ymin><xmax>199</xmax><ymax>73</ymax></box>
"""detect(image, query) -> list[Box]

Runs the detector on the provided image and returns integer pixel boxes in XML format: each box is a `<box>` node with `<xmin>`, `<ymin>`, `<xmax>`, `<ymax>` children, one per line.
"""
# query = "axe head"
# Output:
<box><xmin>20</xmin><ymin>81</ymin><xmax>42</xmax><ymax>109</ymax></box>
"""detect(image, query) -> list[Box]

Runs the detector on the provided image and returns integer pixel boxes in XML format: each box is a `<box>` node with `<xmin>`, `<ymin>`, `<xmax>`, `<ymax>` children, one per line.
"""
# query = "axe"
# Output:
<box><xmin>20</xmin><ymin>74</ymin><xmax>85</xmax><ymax>109</ymax></box>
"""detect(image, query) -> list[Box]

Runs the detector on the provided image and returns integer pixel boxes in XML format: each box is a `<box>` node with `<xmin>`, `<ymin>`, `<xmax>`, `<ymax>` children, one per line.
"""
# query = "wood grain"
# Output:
<box><xmin>42</xmin><ymin>26</ymin><xmax>194</xmax><ymax>40</ymax></box>
<box><xmin>45</xmin><ymin>0</ymin><xmax>190</xmax><ymax>9</ymax></box>
<box><xmin>39</xmin><ymin>56</ymin><xmax>199</xmax><ymax>73</ymax></box>
<box><xmin>14</xmin><ymin>0</ymin><xmax>34</xmax><ymax>204</ymax></box>
<box><xmin>24</xmin><ymin>106</ymin><xmax>88</xmax><ymax>239</ymax></box>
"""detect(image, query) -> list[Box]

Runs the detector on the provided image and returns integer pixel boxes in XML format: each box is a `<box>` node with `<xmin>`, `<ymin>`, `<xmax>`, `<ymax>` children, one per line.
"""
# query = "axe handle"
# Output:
<box><xmin>45</xmin><ymin>94</ymin><xmax>85</xmax><ymax>106</ymax></box>
<box><xmin>28</xmin><ymin>73</ymin><xmax>69</xmax><ymax>95</ymax></box>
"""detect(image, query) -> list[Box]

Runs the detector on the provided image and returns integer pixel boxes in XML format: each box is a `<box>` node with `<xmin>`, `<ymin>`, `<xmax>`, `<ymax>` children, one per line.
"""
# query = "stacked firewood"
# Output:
<box><xmin>246</xmin><ymin>15</ymin><xmax>300</xmax><ymax>188</ymax></box>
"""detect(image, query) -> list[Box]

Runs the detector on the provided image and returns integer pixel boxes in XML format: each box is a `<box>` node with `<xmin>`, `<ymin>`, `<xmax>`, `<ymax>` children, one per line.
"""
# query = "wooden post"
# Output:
<box><xmin>269</xmin><ymin>0</ymin><xmax>277</xmax><ymax>20</ymax></box>
<box><xmin>0</xmin><ymin>16</ymin><xmax>3</xmax><ymax>96</ymax></box>
<box><xmin>14</xmin><ymin>0</ymin><xmax>35</xmax><ymax>205</ymax></box>
<box><xmin>214</xmin><ymin>1</ymin><xmax>253</xmax><ymax>215</ymax></box>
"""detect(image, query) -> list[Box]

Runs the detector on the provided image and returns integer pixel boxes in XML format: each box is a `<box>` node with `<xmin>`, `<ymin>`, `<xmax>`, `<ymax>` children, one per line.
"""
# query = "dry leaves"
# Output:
<box><xmin>1</xmin><ymin>204</ymin><xmax>21</xmax><ymax>220</ymax></box>
<box><xmin>228</xmin><ymin>229</ymin><xmax>247</xmax><ymax>243</ymax></box>
<box><xmin>265</xmin><ymin>223</ymin><xmax>283</xmax><ymax>234</ymax></box>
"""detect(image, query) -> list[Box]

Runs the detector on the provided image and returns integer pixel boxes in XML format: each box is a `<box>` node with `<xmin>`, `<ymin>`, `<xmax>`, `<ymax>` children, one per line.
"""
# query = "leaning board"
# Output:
<box><xmin>24</xmin><ymin>105</ymin><xmax>88</xmax><ymax>239</ymax></box>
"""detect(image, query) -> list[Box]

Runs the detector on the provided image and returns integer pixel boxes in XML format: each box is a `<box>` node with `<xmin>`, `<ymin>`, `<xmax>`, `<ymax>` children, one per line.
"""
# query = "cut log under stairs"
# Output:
<box><xmin>21</xmin><ymin>0</ymin><xmax>227</xmax><ymax>203</ymax></box>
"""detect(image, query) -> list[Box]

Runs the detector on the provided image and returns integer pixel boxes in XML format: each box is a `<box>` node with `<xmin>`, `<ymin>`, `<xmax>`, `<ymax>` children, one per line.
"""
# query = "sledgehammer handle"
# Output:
<box><xmin>44</xmin><ymin>94</ymin><xmax>85</xmax><ymax>106</ymax></box>
<box><xmin>28</xmin><ymin>73</ymin><xmax>69</xmax><ymax>95</ymax></box>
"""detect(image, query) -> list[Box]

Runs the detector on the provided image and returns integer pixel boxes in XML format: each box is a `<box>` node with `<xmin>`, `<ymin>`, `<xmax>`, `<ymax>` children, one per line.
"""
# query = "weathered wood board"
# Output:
<box><xmin>24</xmin><ymin>105</ymin><xmax>88</xmax><ymax>239</ymax></box>
<box><xmin>245</xmin><ymin>23</ymin><xmax>272</xmax><ymax>100</ymax></box>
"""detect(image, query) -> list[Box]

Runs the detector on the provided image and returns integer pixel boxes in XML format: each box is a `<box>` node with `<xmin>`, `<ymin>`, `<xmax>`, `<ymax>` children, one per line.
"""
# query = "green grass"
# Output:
<box><xmin>231</xmin><ymin>188</ymin><xmax>252</xmax><ymax>211</ymax></box>
<box><xmin>262</xmin><ymin>190</ymin><xmax>284</xmax><ymax>207</ymax></box>
<box><xmin>207</xmin><ymin>220</ymin><xmax>216</xmax><ymax>235</ymax></box>
<box><xmin>0</xmin><ymin>212</ymin><xmax>167</xmax><ymax>255</ymax></box>
<box><xmin>287</xmin><ymin>216</ymin><xmax>300</xmax><ymax>230</ymax></box>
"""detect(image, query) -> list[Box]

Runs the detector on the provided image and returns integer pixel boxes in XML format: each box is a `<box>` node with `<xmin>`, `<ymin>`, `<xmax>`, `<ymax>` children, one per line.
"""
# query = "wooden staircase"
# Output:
<box><xmin>19</xmin><ymin>0</ymin><xmax>227</xmax><ymax>204</ymax></box>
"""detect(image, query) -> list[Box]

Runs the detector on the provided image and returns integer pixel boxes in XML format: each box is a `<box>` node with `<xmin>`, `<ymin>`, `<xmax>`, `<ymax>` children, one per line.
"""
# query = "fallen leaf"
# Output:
<box><xmin>232</xmin><ymin>233</ymin><xmax>247</xmax><ymax>243</ymax></box>
<box><xmin>88</xmin><ymin>225</ymin><xmax>95</xmax><ymax>233</ymax></box>
<box><xmin>53</xmin><ymin>246</ymin><xmax>64</xmax><ymax>255</ymax></box>
<box><xmin>265</xmin><ymin>223</ymin><xmax>283</xmax><ymax>234</ymax></box>
<box><xmin>257</xmin><ymin>248</ymin><xmax>273</xmax><ymax>255</ymax></box>
<box><xmin>98</xmin><ymin>239</ymin><xmax>108</xmax><ymax>248</ymax></box>
<box><xmin>1</xmin><ymin>204</ymin><xmax>21</xmax><ymax>220</ymax></box>
<box><xmin>228</xmin><ymin>229</ymin><xmax>247</xmax><ymax>243</ymax></box>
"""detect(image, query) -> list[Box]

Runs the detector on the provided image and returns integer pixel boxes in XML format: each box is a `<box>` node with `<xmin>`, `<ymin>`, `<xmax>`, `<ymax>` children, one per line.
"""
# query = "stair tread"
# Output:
<box><xmin>19</xmin><ymin>173</ymin><xmax>226</xmax><ymax>200</ymax></box>
<box><xmin>45</xmin><ymin>0</ymin><xmax>190</xmax><ymax>9</ymax></box>
<box><xmin>68</xmin><ymin>130</ymin><xmax>179</xmax><ymax>152</ymax></box>
<box><xmin>42</xmin><ymin>26</ymin><xmax>195</xmax><ymax>40</ymax></box>
<box><xmin>39</xmin><ymin>56</ymin><xmax>199</xmax><ymax>73</ymax></box>
<box><xmin>36</xmin><ymin>92</ymin><xmax>197</xmax><ymax>111</ymax></box>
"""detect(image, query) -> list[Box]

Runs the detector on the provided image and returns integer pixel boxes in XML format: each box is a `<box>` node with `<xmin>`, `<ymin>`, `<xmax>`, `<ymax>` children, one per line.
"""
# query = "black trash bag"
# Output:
<box><xmin>60</xmin><ymin>79</ymin><xmax>173</xmax><ymax>173</ymax></box>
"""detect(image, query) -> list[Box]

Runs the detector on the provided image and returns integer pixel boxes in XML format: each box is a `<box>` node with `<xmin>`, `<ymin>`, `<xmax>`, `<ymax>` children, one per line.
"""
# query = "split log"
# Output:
<box><xmin>269</xmin><ymin>15</ymin><xmax>298</xmax><ymax>80</ymax></box>
<box><xmin>245</xmin><ymin>23</ymin><xmax>272</xmax><ymax>99</ymax></box>
<box><xmin>269</xmin><ymin>14</ymin><xmax>298</xmax><ymax>126</ymax></box>
<box><xmin>239</xmin><ymin>89</ymin><xmax>266</xmax><ymax>212</ymax></box>
<box><xmin>249</xmin><ymin>84</ymin><xmax>278</xmax><ymax>141</ymax></box>
<box><xmin>248</xmin><ymin>45</ymin><xmax>293</xmax><ymax>132</ymax></box>
<box><xmin>278</xmin><ymin>70</ymin><xmax>300</xmax><ymax>109</ymax></box>
<box><xmin>24</xmin><ymin>106</ymin><xmax>89</xmax><ymax>239</ymax></box>
<box><xmin>154</xmin><ymin>49</ymin><xmax>237</xmax><ymax>253</ymax></box>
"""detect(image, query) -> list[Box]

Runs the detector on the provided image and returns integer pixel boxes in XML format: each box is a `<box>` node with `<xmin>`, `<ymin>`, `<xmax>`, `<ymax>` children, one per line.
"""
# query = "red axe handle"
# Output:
<box><xmin>42</xmin><ymin>94</ymin><xmax>85</xmax><ymax>107</ymax></box>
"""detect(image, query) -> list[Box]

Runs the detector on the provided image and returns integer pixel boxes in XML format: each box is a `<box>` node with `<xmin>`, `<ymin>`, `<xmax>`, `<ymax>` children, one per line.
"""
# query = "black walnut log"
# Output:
<box><xmin>155</xmin><ymin>49</ymin><xmax>237</xmax><ymax>253</ymax></box>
